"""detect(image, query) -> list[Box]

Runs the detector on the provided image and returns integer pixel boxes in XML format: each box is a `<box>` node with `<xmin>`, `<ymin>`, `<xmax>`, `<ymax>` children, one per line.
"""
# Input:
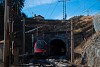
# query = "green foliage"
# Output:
<box><xmin>21</xmin><ymin>12</ymin><xmax>27</xmax><ymax>18</ymax></box>
<box><xmin>0</xmin><ymin>2</ymin><xmax>4</xmax><ymax>40</ymax></box>
<box><xmin>9</xmin><ymin>0</ymin><xmax>25</xmax><ymax>15</ymax></box>
<box><xmin>0</xmin><ymin>2</ymin><xmax>4</xmax><ymax>16</ymax></box>
<box><xmin>0</xmin><ymin>0</ymin><xmax>25</xmax><ymax>40</ymax></box>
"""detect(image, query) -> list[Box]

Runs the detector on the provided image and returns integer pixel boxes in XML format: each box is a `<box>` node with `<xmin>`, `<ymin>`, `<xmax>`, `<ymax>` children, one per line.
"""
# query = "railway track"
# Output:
<box><xmin>16</xmin><ymin>59</ymin><xmax>89</xmax><ymax>67</ymax></box>
<box><xmin>16</xmin><ymin>56</ymin><xmax>90</xmax><ymax>67</ymax></box>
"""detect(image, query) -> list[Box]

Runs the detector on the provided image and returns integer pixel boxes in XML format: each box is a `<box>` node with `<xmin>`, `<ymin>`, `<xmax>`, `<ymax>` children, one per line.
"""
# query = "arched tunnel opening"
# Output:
<box><xmin>49</xmin><ymin>39</ymin><xmax>66</xmax><ymax>56</ymax></box>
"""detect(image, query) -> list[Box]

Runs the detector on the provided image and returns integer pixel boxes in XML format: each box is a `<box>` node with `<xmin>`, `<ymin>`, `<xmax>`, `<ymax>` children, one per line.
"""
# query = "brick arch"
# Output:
<box><xmin>49</xmin><ymin>38</ymin><xmax>66</xmax><ymax>56</ymax></box>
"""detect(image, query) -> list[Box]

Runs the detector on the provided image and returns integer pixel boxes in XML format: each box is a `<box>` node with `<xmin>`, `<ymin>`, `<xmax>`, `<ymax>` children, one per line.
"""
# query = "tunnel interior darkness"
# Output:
<box><xmin>49</xmin><ymin>39</ymin><xmax>66</xmax><ymax>56</ymax></box>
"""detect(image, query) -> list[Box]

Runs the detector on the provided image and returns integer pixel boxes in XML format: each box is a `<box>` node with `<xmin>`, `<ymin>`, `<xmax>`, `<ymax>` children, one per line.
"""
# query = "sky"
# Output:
<box><xmin>22</xmin><ymin>0</ymin><xmax>100</xmax><ymax>20</ymax></box>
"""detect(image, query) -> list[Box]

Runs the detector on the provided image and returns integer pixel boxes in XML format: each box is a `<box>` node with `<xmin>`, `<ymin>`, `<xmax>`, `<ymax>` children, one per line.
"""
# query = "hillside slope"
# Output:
<box><xmin>74</xmin><ymin>16</ymin><xmax>94</xmax><ymax>54</ymax></box>
<box><xmin>82</xmin><ymin>32</ymin><xmax>100</xmax><ymax>67</ymax></box>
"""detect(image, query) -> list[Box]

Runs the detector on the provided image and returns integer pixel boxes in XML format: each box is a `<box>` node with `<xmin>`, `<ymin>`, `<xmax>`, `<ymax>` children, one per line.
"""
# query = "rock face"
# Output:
<box><xmin>82</xmin><ymin>32</ymin><xmax>100</xmax><ymax>67</ymax></box>
<box><xmin>93</xmin><ymin>14</ymin><xmax>100</xmax><ymax>32</ymax></box>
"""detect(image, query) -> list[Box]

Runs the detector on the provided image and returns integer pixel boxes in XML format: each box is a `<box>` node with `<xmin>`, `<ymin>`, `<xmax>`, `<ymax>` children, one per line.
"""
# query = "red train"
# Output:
<box><xmin>34</xmin><ymin>40</ymin><xmax>47</xmax><ymax>53</ymax></box>
<box><xmin>19</xmin><ymin>39</ymin><xmax>66</xmax><ymax>63</ymax></box>
<box><xmin>33</xmin><ymin>39</ymin><xmax>66</xmax><ymax>59</ymax></box>
<box><xmin>33</xmin><ymin>40</ymin><xmax>48</xmax><ymax>59</ymax></box>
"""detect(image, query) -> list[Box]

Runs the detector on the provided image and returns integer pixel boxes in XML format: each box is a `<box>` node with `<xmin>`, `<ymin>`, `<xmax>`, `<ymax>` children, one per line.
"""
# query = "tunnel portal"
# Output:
<box><xmin>49</xmin><ymin>39</ymin><xmax>66</xmax><ymax>56</ymax></box>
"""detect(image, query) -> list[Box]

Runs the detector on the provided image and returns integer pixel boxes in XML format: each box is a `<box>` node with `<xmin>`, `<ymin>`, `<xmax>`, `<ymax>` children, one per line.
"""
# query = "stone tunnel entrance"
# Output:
<box><xmin>49</xmin><ymin>39</ymin><xmax>66</xmax><ymax>56</ymax></box>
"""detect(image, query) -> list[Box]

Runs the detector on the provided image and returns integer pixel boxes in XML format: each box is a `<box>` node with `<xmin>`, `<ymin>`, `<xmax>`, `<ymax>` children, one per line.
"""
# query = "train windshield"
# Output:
<box><xmin>36</xmin><ymin>40</ymin><xmax>47</xmax><ymax>49</ymax></box>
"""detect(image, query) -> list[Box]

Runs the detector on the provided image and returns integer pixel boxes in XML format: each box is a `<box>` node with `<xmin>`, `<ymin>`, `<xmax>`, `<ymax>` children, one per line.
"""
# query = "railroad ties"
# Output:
<box><xmin>16</xmin><ymin>58</ymin><xmax>90</xmax><ymax>67</ymax></box>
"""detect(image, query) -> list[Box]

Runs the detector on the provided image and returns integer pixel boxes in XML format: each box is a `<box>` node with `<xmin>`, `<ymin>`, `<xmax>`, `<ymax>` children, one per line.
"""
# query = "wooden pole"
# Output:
<box><xmin>32</xmin><ymin>34</ymin><xmax>34</xmax><ymax>53</ymax></box>
<box><xmin>71</xmin><ymin>19</ymin><xmax>74</xmax><ymax>63</ymax></box>
<box><xmin>4</xmin><ymin>0</ymin><xmax>10</xmax><ymax>66</ymax></box>
<box><xmin>23</xmin><ymin>18</ymin><xmax>25</xmax><ymax>54</ymax></box>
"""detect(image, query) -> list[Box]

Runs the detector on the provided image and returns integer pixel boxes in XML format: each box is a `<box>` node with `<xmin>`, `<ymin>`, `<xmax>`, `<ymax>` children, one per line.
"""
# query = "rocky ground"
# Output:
<box><xmin>74</xmin><ymin>31</ymin><xmax>100</xmax><ymax>67</ymax></box>
<box><xmin>81</xmin><ymin>31</ymin><xmax>100</xmax><ymax>67</ymax></box>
